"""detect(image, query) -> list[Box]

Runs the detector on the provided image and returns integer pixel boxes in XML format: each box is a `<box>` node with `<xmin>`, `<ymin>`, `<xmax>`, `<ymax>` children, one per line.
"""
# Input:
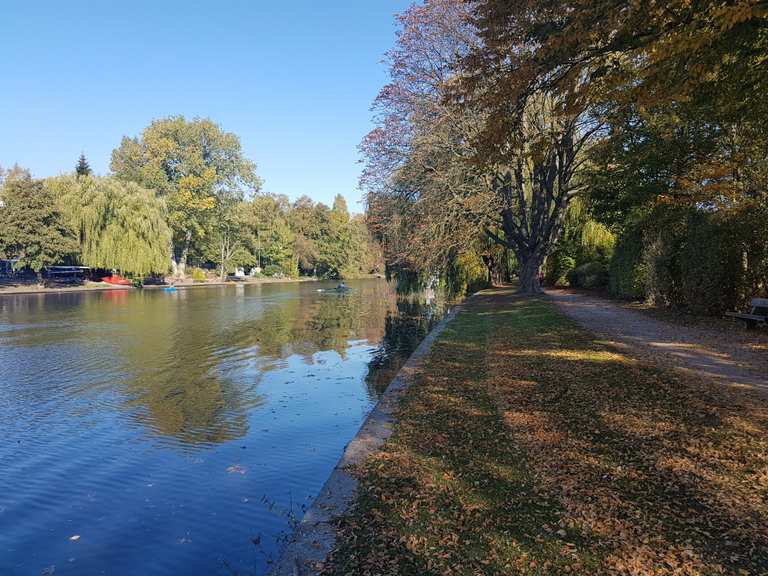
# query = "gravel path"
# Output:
<box><xmin>546</xmin><ymin>289</ymin><xmax>768</xmax><ymax>396</ymax></box>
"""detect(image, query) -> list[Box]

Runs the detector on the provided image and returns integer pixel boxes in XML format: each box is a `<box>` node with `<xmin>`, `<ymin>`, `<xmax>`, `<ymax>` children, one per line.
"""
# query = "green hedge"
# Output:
<box><xmin>263</xmin><ymin>264</ymin><xmax>284</xmax><ymax>277</ymax></box>
<box><xmin>607</xmin><ymin>203</ymin><xmax>768</xmax><ymax>314</ymax></box>
<box><xmin>567</xmin><ymin>261</ymin><xmax>609</xmax><ymax>289</ymax></box>
<box><xmin>544</xmin><ymin>251</ymin><xmax>576</xmax><ymax>286</ymax></box>
<box><xmin>608</xmin><ymin>225</ymin><xmax>646</xmax><ymax>299</ymax></box>
<box><xmin>678</xmin><ymin>211</ymin><xmax>742</xmax><ymax>314</ymax></box>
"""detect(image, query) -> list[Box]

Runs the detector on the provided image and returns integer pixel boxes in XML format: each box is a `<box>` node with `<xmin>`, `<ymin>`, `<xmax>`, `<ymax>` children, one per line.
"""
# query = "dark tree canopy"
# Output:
<box><xmin>75</xmin><ymin>153</ymin><xmax>92</xmax><ymax>177</ymax></box>
<box><xmin>0</xmin><ymin>173</ymin><xmax>78</xmax><ymax>276</ymax></box>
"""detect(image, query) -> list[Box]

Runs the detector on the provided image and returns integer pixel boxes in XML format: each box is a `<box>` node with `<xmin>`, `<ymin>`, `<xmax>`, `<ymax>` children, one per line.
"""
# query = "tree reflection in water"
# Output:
<box><xmin>0</xmin><ymin>280</ymin><xmax>445</xmax><ymax>448</ymax></box>
<box><xmin>0</xmin><ymin>279</ymin><xmax>450</xmax><ymax>576</ymax></box>
<box><xmin>364</xmin><ymin>296</ymin><xmax>446</xmax><ymax>395</ymax></box>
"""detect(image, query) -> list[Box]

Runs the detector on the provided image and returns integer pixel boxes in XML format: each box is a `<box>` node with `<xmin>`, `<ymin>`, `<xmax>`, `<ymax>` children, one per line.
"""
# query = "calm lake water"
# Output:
<box><xmin>0</xmin><ymin>279</ymin><xmax>445</xmax><ymax>576</ymax></box>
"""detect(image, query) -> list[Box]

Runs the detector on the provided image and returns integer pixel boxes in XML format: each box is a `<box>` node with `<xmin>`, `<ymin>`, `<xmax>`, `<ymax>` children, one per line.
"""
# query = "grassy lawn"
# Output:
<box><xmin>324</xmin><ymin>288</ymin><xmax>768</xmax><ymax>575</ymax></box>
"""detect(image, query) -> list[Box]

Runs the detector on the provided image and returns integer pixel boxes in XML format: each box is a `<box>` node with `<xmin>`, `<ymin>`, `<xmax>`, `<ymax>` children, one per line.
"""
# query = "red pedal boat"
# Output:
<box><xmin>103</xmin><ymin>275</ymin><xmax>131</xmax><ymax>286</ymax></box>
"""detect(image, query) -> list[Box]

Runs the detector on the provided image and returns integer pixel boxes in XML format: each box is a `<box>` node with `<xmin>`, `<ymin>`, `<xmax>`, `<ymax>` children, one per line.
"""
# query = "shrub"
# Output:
<box><xmin>281</xmin><ymin>257</ymin><xmax>299</xmax><ymax>279</ymax></box>
<box><xmin>545</xmin><ymin>252</ymin><xmax>576</xmax><ymax>286</ymax></box>
<box><xmin>607</xmin><ymin>202</ymin><xmax>768</xmax><ymax>315</ymax></box>
<box><xmin>189</xmin><ymin>267</ymin><xmax>207</xmax><ymax>283</ymax></box>
<box><xmin>442</xmin><ymin>250</ymin><xmax>488</xmax><ymax>297</ymax></box>
<box><xmin>677</xmin><ymin>211</ymin><xmax>740</xmax><ymax>314</ymax></box>
<box><xmin>609</xmin><ymin>226</ymin><xmax>646</xmax><ymax>299</ymax></box>
<box><xmin>678</xmin><ymin>205</ymin><xmax>768</xmax><ymax>314</ymax></box>
<box><xmin>737</xmin><ymin>204</ymin><xmax>768</xmax><ymax>305</ymax></box>
<box><xmin>643</xmin><ymin>225</ymin><xmax>684</xmax><ymax>308</ymax></box>
<box><xmin>263</xmin><ymin>264</ymin><xmax>283</xmax><ymax>277</ymax></box>
<box><xmin>567</xmin><ymin>261</ymin><xmax>609</xmax><ymax>289</ymax></box>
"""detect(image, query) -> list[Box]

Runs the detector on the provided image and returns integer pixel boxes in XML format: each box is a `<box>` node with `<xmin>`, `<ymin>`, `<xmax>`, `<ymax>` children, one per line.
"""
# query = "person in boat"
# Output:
<box><xmin>336</xmin><ymin>282</ymin><xmax>349</xmax><ymax>291</ymax></box>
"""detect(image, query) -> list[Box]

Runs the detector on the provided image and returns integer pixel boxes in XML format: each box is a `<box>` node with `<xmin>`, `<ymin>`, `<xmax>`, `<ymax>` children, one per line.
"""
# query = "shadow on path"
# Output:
<box><xmin>546</xmin><ymin>289</ymin><xmax>768</xmax><ymax>396</ymax></box>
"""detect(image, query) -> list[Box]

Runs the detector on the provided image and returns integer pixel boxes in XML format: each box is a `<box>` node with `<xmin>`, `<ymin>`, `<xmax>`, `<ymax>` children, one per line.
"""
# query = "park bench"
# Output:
<box><xmin>726</xmin><ymin>297</ymin><xmax>768</xmax><ymax>329</ymax></box>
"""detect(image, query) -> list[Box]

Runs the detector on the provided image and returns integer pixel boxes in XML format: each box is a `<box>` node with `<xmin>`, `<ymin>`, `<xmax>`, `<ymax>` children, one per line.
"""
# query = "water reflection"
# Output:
<box><xmin>0</xmin><ymin>281</ymin><xmax>439</xmax><ymax>447</ymax></box>
<box><xmin>365</xmin><ymin>297</ymin><xmax>444</xmax><ymax>395</ymax></box>
<box><xmin>0</xmin><ymin>279</ymin><xmax>445</xmax><ymax>576</ymax></box>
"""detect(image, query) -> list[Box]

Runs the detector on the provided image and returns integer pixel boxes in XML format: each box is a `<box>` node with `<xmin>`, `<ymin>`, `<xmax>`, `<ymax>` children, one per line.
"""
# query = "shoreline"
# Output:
<box><xmin>269</xmin><ymin>295</ymin><xmax>469</xmax><ymax>576</ymax></box>
<box><xmin>0</xmin><ymin>276</ymin><xmax>378</xmax><ymax>297</ymax></box>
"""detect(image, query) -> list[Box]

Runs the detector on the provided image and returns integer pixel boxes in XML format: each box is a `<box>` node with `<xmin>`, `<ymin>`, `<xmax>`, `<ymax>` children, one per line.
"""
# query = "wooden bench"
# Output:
<box><xmin>726</xmin><ymin>297</ymin><xmax>768</xmax><ymax>329</ymax></box>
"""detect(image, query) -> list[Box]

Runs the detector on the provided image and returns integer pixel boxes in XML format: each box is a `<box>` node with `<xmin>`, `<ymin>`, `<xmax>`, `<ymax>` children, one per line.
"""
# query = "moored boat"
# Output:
<box><xmin>103</xmin><ymin>275</ymin><xmax>131</xmax><ymax>286</ymax></box>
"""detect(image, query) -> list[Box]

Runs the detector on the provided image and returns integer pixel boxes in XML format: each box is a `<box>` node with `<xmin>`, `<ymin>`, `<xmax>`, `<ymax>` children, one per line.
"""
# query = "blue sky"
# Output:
<box><xmin>0</xmin><ymin>1</ymin><xmax>411</xmax><ymax>212</ymax></box>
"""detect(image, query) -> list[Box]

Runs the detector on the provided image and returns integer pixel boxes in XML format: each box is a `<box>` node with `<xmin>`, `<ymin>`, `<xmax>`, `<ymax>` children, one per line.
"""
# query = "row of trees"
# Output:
<box><xmin>365</xmin><ymin>0</ymin><xmax>767</xmax><ymax>308</ymax></box>
<box><xmin>0</xmin><ymin>117</ymin><xmax>383</xmax><ymax>281</ymax></box>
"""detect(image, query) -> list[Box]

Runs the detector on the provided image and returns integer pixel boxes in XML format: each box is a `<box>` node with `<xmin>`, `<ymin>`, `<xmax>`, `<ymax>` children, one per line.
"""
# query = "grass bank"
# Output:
<box><xmin>324</xmin><ymin>287</ymin><xmax>768</xmax><ymax>575</ymax></box>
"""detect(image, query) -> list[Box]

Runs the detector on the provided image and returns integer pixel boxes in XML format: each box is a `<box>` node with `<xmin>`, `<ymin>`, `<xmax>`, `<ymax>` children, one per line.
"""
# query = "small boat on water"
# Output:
<box><xmin>317</xmin><ymin>283</ymin><xmax>352</xmax><ymax>293</ymax></box>
<box><xmin>103</xmin><ymin>275</ymin><xmax>131</xmax><ymax>286</ymax></box>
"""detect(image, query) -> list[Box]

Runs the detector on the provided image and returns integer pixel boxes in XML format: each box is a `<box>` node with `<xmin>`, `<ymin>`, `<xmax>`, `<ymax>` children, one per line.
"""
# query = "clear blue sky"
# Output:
<box><xmin>0</xmin><ymin>1</ymin><xmax>411</xmax><ymax>212</ymax></box>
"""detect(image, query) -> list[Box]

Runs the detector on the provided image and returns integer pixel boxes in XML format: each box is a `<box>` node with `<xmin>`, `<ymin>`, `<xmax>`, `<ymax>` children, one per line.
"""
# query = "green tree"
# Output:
<box><xmin>346</xmin><ymin>214</ymin><xmax>384</xmax><ymax>277</ymax></box>
<box><xmin>263</xmin><ymin>218</ymin><xmax>296</xmax><ymax>276</ymax></box>
<box><xmin>47</xmin><ymin>175</ymin><xmax>171</xmax><ymax>277</ymax></box>
<box><xmin>202</xmin><ymin>200</ymin><xmax>253</xmax><ymax>280</ymax></box>
<box><xmin>0</xmin><ymin>171</ymin><xmax>78</xmax><ymax>281</ymax></box>
<box><xmin>244</xmin><ymin>194</ymin><xmax>296</xmax><ymax>276</ymax></box>
<box><xmin>586</xmin><ymin>98</ymin><xmax>768</xmax><ymax>309</ymax></box>
<box><xmin>110</xmin><ymin>116</ymin><xmax>261</xmax><ymax>277</ymax></box>
<box><xmin>289</xmin><ymin>195</ymin><xmax>321</xmax><ymax>275</ymax></box>
<box><xmin>322</xmin><ymin>194</ymin><xmax>353</xmax><ymax>277</ymax></box>
<box><xmin>312</xmin><ymin>196</ymin><xmax>346</xmax><ymax>279</ymax></box>
<box><xmin>75</xmin><ymin>154</ymin><xmax>92</xmax><ymax>177</ymax></box>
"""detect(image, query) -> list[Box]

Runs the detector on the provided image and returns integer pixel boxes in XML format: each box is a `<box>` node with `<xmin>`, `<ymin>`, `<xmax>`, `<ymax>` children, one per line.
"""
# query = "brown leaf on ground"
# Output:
<box><xmin>324</xmin><ymin>289</ymin><xmax>768</xmax><ymax>576</ymax></box>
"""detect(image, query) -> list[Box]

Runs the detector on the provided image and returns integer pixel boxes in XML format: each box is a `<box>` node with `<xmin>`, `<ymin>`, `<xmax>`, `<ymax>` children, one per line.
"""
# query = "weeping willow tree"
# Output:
<box><xmin>47</xmin><ymin>175</ymin><xmax>171</xmax><ymax>276</ymax></box>
<box><xmin>544</xmin><ymin>197</ymin><xmax>616</xmax><ymax>286</ymax></box>
<box><xmin>563</xmin><ymin>197</ymin><xmax>616</xmax><ymax>256</ymax></box>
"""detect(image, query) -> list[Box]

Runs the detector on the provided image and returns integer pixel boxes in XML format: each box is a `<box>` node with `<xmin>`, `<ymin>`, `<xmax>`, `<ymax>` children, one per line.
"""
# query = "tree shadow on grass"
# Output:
<box><xmin>327</xmin><ymin>289</ymin><xmax>768</xmax><ymax>575</ymax></box>
<box><xmin>483</xmin><ymin>293</ymin><xmax>768</xmax><ymax>575</ymax></box>
<box><xmin>328</xmin><ymin>298</ymin><xmax>603</xmax><ymax>575</ymax></box>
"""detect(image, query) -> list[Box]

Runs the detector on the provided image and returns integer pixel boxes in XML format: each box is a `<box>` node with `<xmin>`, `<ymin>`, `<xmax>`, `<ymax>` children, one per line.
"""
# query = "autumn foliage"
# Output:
<box><xmin>362</xmin><ymin>0</ymin><xmax>767</xmax><ymax>300</ymax></box>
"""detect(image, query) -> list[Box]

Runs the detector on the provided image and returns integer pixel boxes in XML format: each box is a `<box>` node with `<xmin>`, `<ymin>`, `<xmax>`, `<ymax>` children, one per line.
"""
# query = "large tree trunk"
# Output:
<box><xmin>480</xmin><ymin>104</ymin><xmax>592</xmax><ymax>296</ymax></box>
<box><xmin>516</xmin><ymin>251</ymin><xmax>544</xmax><ymax>294</ymax></box>
<box><xmin>482</xmin><ymin>254</ymin><xmax>496</xmax><ymax>287</ymax></box>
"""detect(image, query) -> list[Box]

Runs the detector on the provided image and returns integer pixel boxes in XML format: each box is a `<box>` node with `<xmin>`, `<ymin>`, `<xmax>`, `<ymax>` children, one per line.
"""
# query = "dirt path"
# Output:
<box><xmin>547</xmin><ymin>289</ymin><xmax>768</xmax><ymax>396</ymax></box>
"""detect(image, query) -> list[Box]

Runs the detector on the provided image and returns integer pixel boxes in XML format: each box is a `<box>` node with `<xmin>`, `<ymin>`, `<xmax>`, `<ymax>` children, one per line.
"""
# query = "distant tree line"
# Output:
<box><xmin>0</xmin><ymin>117</ymin><xmax>383</xmax><ymax>281</ymax></box>
<box><xmin>363</xmin><ymin>0</ymin><xmax>767</xmax><ymax>309</ymax></box>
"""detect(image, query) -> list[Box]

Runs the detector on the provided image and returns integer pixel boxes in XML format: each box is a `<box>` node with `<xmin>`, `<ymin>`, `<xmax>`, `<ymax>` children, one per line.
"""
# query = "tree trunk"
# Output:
<box><xmin>169</xmin><ymin>237</ymin><xmax>179</xmax><ymax>279</ymax></box>
<box><xmin>220</xmin><ymin>240</ymin><xmax>226</xmax><ymax>281</ymax></box>
<box><xmin>482</xmin><ymin>256</ymin><xmax>505</xmax><ymax>287</ymax></box>
<box><xmin>482</xmin><ymin>255</ymin><xmax>495</xmax><ymax>287</ymax></box>
<box><xmin>517</xmin><ymin>252</ymin><xmax>544</xmax><ymax>294</ymax></box>
<box><xmin>177</xmin><ymin>230</ymin><xmax>192</xmax><ymax>279</ymax></box>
